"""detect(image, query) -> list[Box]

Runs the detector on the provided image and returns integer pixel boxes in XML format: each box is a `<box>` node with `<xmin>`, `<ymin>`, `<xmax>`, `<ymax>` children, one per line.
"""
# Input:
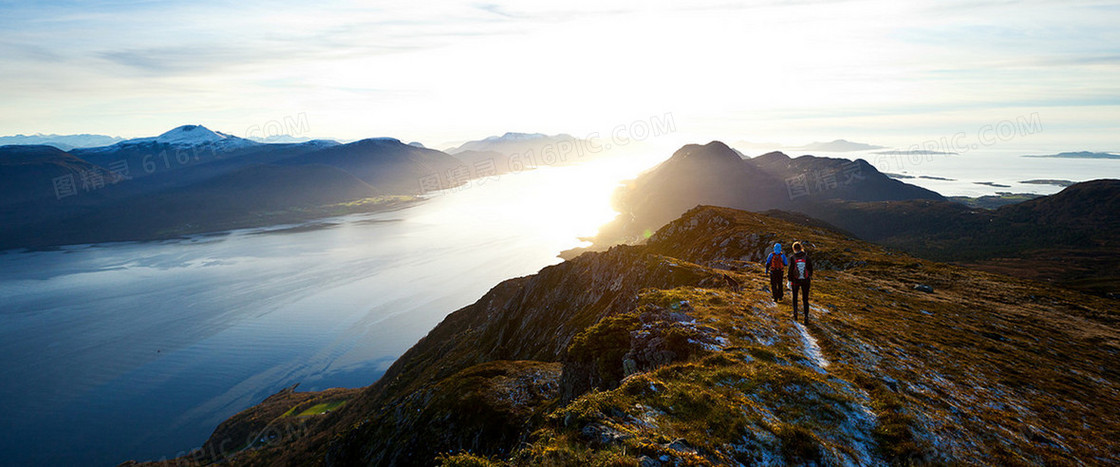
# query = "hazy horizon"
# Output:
<box><xmin>2</xmin><ymin>0</ymin><xmax>1118</xmax><ymax>152</ymax></box>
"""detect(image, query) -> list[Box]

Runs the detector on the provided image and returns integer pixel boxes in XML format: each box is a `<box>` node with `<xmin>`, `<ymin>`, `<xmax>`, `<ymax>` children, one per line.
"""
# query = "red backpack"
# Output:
<box><xmin>769</xmin><ymin>253</ymin><xmax>784</xmax><ymax>271</ymax></box>
<box><xmin>793</xmin><ymin>257</ymin><xmax>809</xmax><ymax>280</ymax></box>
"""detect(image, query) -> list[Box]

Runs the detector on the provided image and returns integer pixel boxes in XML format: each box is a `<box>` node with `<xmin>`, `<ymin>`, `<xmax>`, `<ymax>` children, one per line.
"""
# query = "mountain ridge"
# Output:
<box><xmin>595</xmin><ymin>142</ymin><xmax>942</xmax><ymax>246</ymax></box>
<box><xmin>134</xmin><ymin>206</ymin><xmax>1120</xmax><ymax>466</ymax></box>
<box><xmin>0</xmin><ymin>133</ymin><xmax>125</xmax><ymax>150</ymax></box>
<box><xmin>0</xmin><ymin>128</ymin><xmax>471</xmax><ymax>250</ymax></box>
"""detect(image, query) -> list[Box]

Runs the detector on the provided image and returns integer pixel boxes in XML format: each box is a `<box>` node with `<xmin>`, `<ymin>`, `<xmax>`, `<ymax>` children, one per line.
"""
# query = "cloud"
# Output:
<box><xmin>0</xmin><ymin>0</ymin><xmax>1117</xmax><ymax>147</ymax></box>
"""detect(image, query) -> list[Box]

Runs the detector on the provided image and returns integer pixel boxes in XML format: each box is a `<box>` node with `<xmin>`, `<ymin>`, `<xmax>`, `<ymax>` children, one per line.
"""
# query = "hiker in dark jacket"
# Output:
<box><xmin>764</xmin><ymin>243</ymin><xmax>787</xmax><ymax>301</ymax></box>
<box><xmin>787</xmin><ymin>242</ymin><xmax>814</xmax><ymax>323</ymax></box>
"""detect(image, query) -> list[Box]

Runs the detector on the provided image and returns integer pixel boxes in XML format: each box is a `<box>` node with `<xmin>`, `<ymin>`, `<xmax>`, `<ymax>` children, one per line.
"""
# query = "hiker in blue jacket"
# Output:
<box><xmin>764</xmin><ymin>243</ymin><xmax>787</xmax><ymax>302</ymax></box>
<box><xmin>788</xmin><ymin>241</ymin><xmax>814</xmax><ymax>324</ymax></box>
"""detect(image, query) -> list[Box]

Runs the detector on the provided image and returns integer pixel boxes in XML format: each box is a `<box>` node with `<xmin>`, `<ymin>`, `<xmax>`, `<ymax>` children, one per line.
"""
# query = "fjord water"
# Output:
<box><xmin>862</xmin><ymin>147</ymin><xmax>1118</xmax><ymax>196</ymax></box>
<box><xmin>0</xmin><ymin>152</ymin><xmax>664</xmax><ymax>466</ymax></box>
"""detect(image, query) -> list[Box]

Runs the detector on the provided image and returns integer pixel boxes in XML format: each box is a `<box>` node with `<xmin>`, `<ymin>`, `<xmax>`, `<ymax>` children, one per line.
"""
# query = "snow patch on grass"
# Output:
<box><xmin>795</xmin><ymin>321</ymin><xmax>829</xmax><ymax>369</ymax></box>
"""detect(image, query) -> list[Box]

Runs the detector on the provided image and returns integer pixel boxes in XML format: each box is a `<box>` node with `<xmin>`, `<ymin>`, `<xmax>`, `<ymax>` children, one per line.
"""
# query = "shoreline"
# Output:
<box><xmin>0</xmin><ymin>196</ymin><xmax>425</xmax><ymax>254</ymax></box>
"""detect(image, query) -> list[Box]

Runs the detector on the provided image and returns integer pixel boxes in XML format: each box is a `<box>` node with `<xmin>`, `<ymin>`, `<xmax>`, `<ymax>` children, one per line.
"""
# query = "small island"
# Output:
<box><xmin>884</xmin><ymin>173</ymin><xmax>956</xmax><ymax>181</ymax></box>
<box><xmin>974</xmin><ymin>181</ymin><xmax>1012</xmax><ymax>188</ymax></box>
<box><xmin>1022</xmin><ymin>151</ymin><xmax>1120</xmax><ymax>159</ymax></box>
<box><xmin>1020</xmin><ymin>179</ymin><xmax>1077</xmax><ymax>188</ymax></box>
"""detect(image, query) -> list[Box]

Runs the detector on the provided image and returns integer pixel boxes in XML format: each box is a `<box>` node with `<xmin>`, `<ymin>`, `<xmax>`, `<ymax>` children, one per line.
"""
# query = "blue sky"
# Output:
<box><xmin>1</xmin><ymin>0</ymin><xmax>1117</xmax><ymax>151</ymax></box>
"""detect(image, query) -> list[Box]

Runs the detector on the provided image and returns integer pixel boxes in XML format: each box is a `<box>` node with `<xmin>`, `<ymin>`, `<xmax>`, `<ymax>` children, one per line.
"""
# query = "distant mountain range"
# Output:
<box><xmin>590</xmin><ymin>141</ymin><xmax>1120</xmax><ymax>295</ymax></box>
<box><xmin>445</xmin><ymin>132</ymin><xmax>602</xmax><ymax>174</ymax></box>
<box><xmin>0</xmin><ymin>129</ymin><xmax>327</xmax><ymax>149</ymax></box>
<box><xmin>0</xmin><ymin>133</ymin><xmax>125</xmax><ymax>150</ymax></box>
<box><xmin>247</xmin><ymin>134</ymin><xmax>316</xmax><ymax>144</ymax></box>
<box><xmin>0</xmin><ymin>126</ymin><xmax>638</xmax><ymax>250</ymax></box>
<box><xmin>0</xmin><ymin>125</ymin><xmax>470</xmax><ymax>249</ymax></box>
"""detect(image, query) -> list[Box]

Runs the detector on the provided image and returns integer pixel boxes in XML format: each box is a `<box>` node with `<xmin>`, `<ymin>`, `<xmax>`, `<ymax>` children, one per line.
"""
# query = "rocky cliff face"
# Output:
<box><xmin>141</xmin><ymin>206</ymin><xmax>1120</xmax><ymax>466</ymax></box>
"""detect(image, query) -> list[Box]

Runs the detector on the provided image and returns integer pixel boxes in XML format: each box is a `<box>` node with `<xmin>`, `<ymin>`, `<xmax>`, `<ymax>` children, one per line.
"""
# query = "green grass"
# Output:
<box><xmin>279</xmin><ymin>400</ymin><xmax>347</xmax><ymax>418</ymax></box>
<box><xmin>295</xmin><ymin>400</ymin><xmax>346</xmax><ymax>417</ymax></box>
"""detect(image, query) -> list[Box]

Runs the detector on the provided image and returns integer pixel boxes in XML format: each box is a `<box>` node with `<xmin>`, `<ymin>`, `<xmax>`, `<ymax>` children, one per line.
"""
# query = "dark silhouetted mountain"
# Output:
<box><xmin>0</xmin><ymin>145</ymin><xmax>122</xmax><ymax>206</ymax></box>
<box><xmin>279</xmin><ymin>137</ymin><xmax>465</xmax><ymax>194</ymax></box>
<box><xmin>597</xmin><ymin>142</ymin><xmax>942</xmax><ymax>243</ymax></box>
<box><xmin>609</xmin><ymin>142</ymin><xmax>786</xmax><ymax>235</ymax></box>
<box><xmin>800</xmin><ymin>180</ymin><xmax>1119</xmax><ymax>259</ymax></box>
<box><xmin>0</xmin><ymin>163</ymin><xmax>388</xmax><ymax>248</ymax></box>
<box><xmin>137</xmin><ymin>206</ymin><xmax>1120</xmax><ymax>466</ymax></box>
<box><xmin>0</xmin><ymin>128</ymin><xmax>469</xmax><ymax>249</ymax></box>
<box><xmin>593</xmin><ymin>142</ymin><xmax>1117</xmax><ymax>294</ymax></box>
<box><xmin>999</xmin><ymin>179</ymin><xmax>1120</xmax><ymax>225</ymax></box>
<box><xmin>170</xmin><ymin>163</ymin><xmax>383</xmax><ymax>210</ymax></box>
<box><xmin>780</xmin><ymin>180</ymin><xmax>1120</xmax><ymax>295</ymax></box>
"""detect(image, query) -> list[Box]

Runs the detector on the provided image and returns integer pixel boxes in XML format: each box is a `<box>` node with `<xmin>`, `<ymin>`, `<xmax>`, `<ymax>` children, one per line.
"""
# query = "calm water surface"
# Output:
<box><xmin>0</xmin><ymin>153</ymin><xmax>664</xmax><ymax>466</ymax></box>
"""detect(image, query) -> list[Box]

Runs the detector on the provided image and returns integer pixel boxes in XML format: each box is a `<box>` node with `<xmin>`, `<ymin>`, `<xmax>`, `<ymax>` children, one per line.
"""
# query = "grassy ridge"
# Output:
<box><xmin>138</xmin><ymin>206</ymin><xmax>1120</xmax><ymax>466</ymax></box>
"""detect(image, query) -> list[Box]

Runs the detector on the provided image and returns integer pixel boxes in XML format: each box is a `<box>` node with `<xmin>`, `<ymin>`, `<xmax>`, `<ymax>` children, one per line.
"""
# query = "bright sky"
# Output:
<box><xmin>1</xmin><ymin>0</ymin><xmax>1118</xmax><ymax>151</ymax></box>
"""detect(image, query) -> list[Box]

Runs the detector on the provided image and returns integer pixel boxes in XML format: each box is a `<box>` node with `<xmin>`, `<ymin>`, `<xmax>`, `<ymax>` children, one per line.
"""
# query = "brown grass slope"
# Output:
<box><xmin>138</xmin><ymin>206</ymin><xmax>1119</xmax><ymax>466</ymax></box>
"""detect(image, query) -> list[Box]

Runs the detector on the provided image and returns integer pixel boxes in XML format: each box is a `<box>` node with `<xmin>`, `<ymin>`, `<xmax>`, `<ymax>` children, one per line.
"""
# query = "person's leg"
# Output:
<box><xmin>802</xmin><ymin>281</ymin><xmax>811</xmax><ymax>324</ymax></box>
<box><xmin>790</xmin><ymin>281</ymin><xmax>800</xmax><ymax>319</ymax></box>
<box><xmin>770</xmin><ymin>271</ymin><xmax>782</xmax><ymax>300</ymax></box>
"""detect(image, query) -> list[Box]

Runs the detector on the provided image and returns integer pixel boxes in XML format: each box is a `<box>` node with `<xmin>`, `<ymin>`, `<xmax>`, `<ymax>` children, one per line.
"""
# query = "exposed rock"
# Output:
<box><xmin>580</xmin><ymin>423</ymin><xmax>631</xmax><ymax>446</ymax></box>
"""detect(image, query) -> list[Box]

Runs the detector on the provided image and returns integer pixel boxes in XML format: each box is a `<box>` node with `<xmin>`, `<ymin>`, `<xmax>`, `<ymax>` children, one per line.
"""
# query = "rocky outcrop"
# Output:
<box><xmin>561</xmin><ymin>301</ymin><xmax>724</xmax><ymax>401</ymax></box>
<box><xmin>333</xmin><ymin>361</ymin><xmax>561</xmax><ymax>465</ymax></box>
<box><xmin>320</xmin><ymin>246</ymin><xmax>719</xmax><ymax>466</ymax></box>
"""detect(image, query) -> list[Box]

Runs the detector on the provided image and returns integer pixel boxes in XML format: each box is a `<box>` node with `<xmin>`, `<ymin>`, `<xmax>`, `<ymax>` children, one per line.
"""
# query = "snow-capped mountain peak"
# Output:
<box><xmin>77</xmin><ymin>124</ymin><xmax>259</xmax><ymax>154</ymax></box>
<box><xmin>155</xmin><ymin>125</ymin><xmax>227</xmax><ymax>145</ymax></box>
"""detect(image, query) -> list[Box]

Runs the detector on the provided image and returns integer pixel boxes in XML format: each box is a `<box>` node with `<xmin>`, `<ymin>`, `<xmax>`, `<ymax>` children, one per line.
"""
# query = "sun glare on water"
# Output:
<box><xmin>411</xmin><ymin>148</ymin><xmax>668</xmax><ymax>251</ymax></box>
